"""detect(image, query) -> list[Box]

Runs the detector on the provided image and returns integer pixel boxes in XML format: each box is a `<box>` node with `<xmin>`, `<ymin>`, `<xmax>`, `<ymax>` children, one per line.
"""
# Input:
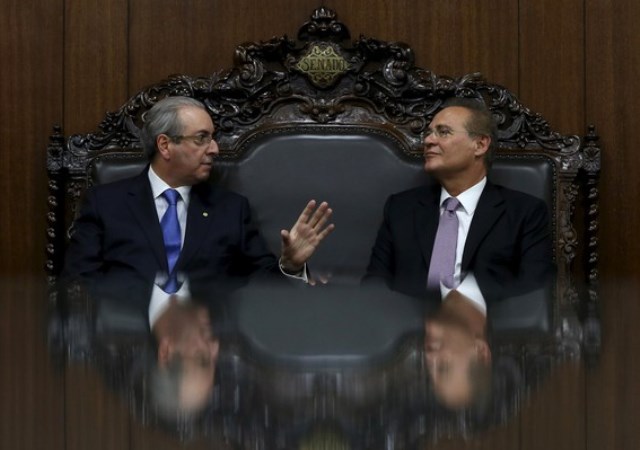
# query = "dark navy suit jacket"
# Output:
<box><xmin>364</xmin><ymin>181</ymin><xmax>554</xmax><ymax>302</ymax></box>
<box><xmin>62</xmin><ymin>169</ymin><xmax>277</xmax><ymax>285</ymax></box>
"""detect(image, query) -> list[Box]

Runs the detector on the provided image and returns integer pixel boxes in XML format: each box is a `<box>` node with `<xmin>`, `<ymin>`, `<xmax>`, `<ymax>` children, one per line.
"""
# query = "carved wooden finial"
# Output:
<box><xmin>298</xmin><ymin>7</ymin><xmax>350</xmax><ymax>42</ymax></box>
<box><xmin>311</xmin><ymin>6</ymin><xmax>336</xmax><ymax>21</ymax></box>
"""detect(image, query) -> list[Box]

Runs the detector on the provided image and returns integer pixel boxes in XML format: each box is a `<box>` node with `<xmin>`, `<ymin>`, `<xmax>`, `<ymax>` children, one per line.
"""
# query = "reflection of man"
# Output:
<box><xmin>364</xmin><ymin>98</ymin><xmax>553</xmax><ymax>304</ymax></box>
<box><xmin>63</xmin><ymin>96</ymin><xmax>334</xmax><ymax>285</ymax></box>
<box><xmin>424</xmin><ymin>290</ymin><xmax>491</xmax><ymax>410</ymax></box>
<box><xmin>148</xmin><ymin>288</ymin><xmax>219</xmax><ymax>416</ymax></box>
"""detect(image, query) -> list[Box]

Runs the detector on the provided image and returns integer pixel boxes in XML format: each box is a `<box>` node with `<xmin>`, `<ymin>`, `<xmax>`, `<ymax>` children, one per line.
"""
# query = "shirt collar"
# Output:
<box><xmin>148</xmin><ymin>165</ymin><xmax>192</xmax><ymax>201</ymax></box>
<box><xmin>439</xmin><ymin>177</ymin><xmax>487</xmax><ymax>215</ymax></box>
<box><xmin>149</xmin><ymin>279</ymin><xmax>192</xmax><ymax>328</ymax></box>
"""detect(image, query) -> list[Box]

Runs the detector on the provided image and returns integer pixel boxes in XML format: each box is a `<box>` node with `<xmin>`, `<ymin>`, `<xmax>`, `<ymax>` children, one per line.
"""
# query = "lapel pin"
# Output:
<box><xmin>202</xmin><ymin>212</ymin><xmax>209</xmax><ymax>217</ymax></box>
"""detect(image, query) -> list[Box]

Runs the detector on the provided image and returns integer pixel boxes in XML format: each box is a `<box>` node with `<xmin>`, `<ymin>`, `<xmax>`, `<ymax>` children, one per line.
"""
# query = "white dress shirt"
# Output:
<box><xmin>149</xmin><ymin>280</ymin><xmax>191</xmax><ymax>328</ymax></box>
<box><xmin>438</xmin><ymin>177</ymin><xmax>487</xmax><ymax>314</ymax></box>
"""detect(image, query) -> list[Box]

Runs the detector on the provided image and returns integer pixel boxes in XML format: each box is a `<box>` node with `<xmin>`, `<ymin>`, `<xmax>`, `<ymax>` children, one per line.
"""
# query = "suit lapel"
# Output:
<box><xmin>415</xmin><ymin>186</ymin><xmax>442</xmax><ymax>269</ymax></box>
<box><xmin>462</xmin><ymin>182</ymin><xmax>505</xmax><ymax>270</ymax></box>
<box><xmin>126</xmin><ymin>171</ymin><xmax>168</xmax><ymax>272</ymax></box>
<box><xmin>177</xmin><ymin>183</ymin><xmax>214</xmax><ymax>270</ymax></box>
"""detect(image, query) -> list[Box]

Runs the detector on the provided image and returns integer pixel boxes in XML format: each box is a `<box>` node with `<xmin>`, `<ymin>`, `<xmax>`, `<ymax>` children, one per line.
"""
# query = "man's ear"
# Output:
<box><xmin>156</xmin><ymin>134</ymin><xmax>172</xmax><ymax>160</ymax></box>
<box><xmin>475</xmin><ymin>338</ymin><xmax>492</xmax><ymax>364</ymax></box>
<box><xmin>211</xmin><ymin>338</ymin><xmax>220</xmax><ymax>361</ymax></box>
<box><xmin>474</xmin><ymin>135</ymin><xmax>491</xmax><ymax>158</ymax></box>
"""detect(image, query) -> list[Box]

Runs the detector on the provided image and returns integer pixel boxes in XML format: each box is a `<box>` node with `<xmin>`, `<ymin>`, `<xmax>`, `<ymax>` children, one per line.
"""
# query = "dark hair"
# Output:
<box><xmin>441</xmin><ymin>97</ymin><xmax>498</xmax><ymax>167</ymax></box>
<box><xmin>139</xmin><ymin>96</ymin><xmax>208</xmax><ymax>160</ymax></box>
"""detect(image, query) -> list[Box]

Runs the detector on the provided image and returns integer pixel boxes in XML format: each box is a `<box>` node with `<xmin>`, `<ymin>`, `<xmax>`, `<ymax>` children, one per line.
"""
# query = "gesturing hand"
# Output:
<box><xmin>280</xmin><ymin>200</ymin><xmax>335</xmax><ymax>273</ymax></box>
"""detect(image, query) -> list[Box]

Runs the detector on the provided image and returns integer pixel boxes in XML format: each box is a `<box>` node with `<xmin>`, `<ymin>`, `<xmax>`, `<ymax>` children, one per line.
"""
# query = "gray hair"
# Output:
<box><xmin>148</xmin><ymin>355</ymin><xmax>186</xmax><ymax>419</ymax></box>
<box><xmin>441</xmin><ymin>97</ymin><xmax>498</xmax><ymax>167</ymax></box>
<box><xmin>139</xmin><ymin>96</ymin><xmax>208</xmax><ymax>160</ymax></box>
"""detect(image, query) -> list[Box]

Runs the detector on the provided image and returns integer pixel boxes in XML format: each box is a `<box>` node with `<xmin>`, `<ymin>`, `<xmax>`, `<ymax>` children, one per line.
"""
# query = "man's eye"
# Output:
<box><xmin>440</xmin><ymin>129</ymin><xmax>452</xmax><ymax>136</ymax></box>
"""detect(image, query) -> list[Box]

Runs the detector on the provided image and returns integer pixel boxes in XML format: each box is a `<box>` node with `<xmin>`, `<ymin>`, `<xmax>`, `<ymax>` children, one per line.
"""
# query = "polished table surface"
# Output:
<box><xmin>0</xmin><ymin>277</ymin><xmax>609</xmax><ymax>450</ymax></box>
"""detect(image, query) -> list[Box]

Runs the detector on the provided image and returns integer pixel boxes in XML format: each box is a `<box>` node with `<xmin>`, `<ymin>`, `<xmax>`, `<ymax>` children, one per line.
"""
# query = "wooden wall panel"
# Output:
<box><xmin>128</xmin><ymin>0</ymin><xmax>319</xmax><ymax>95</ymax></box>
<box><xmin>202</xmin><ymin>0</ymin><xmax>321</xmax><ymax>69</ymax></box>
<box><xmin>65</xmin><ymin>367</ymin><xmax>130</xmax><ymax>450</ymax></box>
<box><xmin>62</xmin><ymin>3</ymin><xmax>131</xmax><ymax>447</ymax></box>
<box><xmin>520</xmin><ymin>364</ymin><xmax>585</xmax><ymax>450</ymax></box>
<box><xmin>586</xmin><ymin>283</ymin><xmax>640</xmax><ymax>450</ymax></box>
<box><xmin>0</xmin><ymin>1</ymin><xmax>66</xmax><ymax>448</ymax></box>
<box><xmin>585</xmin><ymin>0</ymin><xmax>640</xmax><ymax>281</ymax></box>
<box><xmin>519</xmin><ymin>0</ymin><xmax>585</xmax><ymax>134</ymax></box>
<box><xmin>0</xmin><ymin>281</ymin><xmax>64</xmax><ymax>450</ymax></box>
<box><xmin>518</xmin><ymin>3</ymin><xmax>586</xmax><ymax>449</ymax></box>
<box><xmin>64</xmin><ymin>0</ymin><xmax>129</xmax><ymax>134</ymax></box>
<box><xmin>325</xmin><ymin>0</ymin><xmax>519</xmax><ymax>89</ymax></box>
<box><xmin>128</xmin><ymin>0</ymin><xmax>230</xmax><ymax>91</ymax></box>
<box><xmin>0</xmin><ymin>0</ymin><xmax>64</xmax><ymax>276</ymax></box>
<box><xmin>585</xmin><ymin>0</ymin><xmax>640</xmax><ymax>448</ymax></box>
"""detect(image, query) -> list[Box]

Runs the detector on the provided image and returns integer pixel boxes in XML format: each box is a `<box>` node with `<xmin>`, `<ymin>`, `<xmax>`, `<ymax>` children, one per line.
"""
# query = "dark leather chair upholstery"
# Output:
<box><xmin>47</xmin><ymin>7</ymin><xmax>601</xmax><ymax>357</ymax></box>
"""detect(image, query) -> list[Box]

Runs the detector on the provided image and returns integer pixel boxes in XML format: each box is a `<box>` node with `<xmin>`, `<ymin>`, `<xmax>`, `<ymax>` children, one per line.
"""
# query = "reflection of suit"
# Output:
<box><xmin>63</xmin><ymin>169</ymin><xmax>277</xmax><ymax>285</ymax></box>
<box><xmin>364</xmin><ymin>181</ymin><xmax>553</xmax><ymax>302</ymax></box>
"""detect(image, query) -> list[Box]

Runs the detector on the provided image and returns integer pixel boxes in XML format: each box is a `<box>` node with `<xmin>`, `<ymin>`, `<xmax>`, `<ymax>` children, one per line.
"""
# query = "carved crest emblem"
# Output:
<box><xmin>295</xmin><ymin>44</ymin><xmax>350</xmax><ymax>88</ymax></box>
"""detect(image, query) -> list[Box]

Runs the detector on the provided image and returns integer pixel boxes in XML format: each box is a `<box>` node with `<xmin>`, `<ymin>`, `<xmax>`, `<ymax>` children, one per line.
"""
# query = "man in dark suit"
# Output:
<box><xmin>364</xmin><ymin>98</ymin><xmax>553</xmax><ymax>305</ymax></box>
<box><xmin>63</xmin><ymin>96</ymin><xmax>334</xmax><ymax>287</ymax></box>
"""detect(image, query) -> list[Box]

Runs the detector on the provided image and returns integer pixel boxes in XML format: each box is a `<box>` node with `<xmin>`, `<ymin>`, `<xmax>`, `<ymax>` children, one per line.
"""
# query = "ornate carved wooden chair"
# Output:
<box><xmin>46</xmin><ymin>7</ymin><xmax>601</xmax><ymax>356</ymax></box>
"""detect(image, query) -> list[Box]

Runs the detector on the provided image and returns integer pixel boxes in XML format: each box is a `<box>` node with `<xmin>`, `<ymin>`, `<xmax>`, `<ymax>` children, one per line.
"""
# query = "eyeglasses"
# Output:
<box><xmin>422</xmin><ymin>127</ymin><xmax>472</xmax><ymax>140</ymax></box>
<box><xmin>170</xmin><ymin>133</ymin><xmax>215</xmax><ymax>146</ymax></box>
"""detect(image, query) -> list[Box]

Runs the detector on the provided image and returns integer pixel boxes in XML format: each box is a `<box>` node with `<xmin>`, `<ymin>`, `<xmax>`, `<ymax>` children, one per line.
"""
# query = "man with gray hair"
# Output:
<box><xmin>365</xmin><ymin>97</ymin><xmax>553</xmax><ymax>306</ymax></box>
<box><xmin>63</xmin><ymin>96</ymin><xmax>334</xmax><ymax>288</ymax></box>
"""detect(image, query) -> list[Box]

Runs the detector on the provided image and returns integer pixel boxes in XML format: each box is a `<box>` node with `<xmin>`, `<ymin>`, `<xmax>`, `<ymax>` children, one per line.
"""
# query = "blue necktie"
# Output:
<box><xmin>161</xmin><ymin>189</ymin><xmax>181</xmax><ymax>292</ymax></box>
<box><xmin>427</xmin><ymin>197</ymin><xmax>460</xmax><ymax>290</ymax></box>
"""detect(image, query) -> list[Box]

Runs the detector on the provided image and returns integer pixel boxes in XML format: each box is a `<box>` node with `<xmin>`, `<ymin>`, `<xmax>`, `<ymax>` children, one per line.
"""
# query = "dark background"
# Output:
<box><xmin>1</xmin><ymin>0</ymin><xmax>637</xmax><ymax>448</ymax></box>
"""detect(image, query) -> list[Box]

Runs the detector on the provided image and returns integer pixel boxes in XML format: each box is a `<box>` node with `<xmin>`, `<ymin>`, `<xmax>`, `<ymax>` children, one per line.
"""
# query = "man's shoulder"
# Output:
<box><xmin>88</xmin><ymin>171</ymin><xmax>146</xmax><ymax>194</ymax></box>
<box><xmin>191</xmin><ymin>181</ymin><xmax>249</xmax><ymax>204</ymax></box>
<box><xmin>88</xmin><ymin>172</ymin><xmax>249</xmax><ymax>204</ymax></box>
<box><xmin>486</xmin><ymin>182</ymin><xmax>549</xmax><ymax>220</ymax></box>
<box><xmin>488</xmin><ymin>182</ymin><xmax>546</xmax><ymax>206</ymax></box>
<box><xmin>388</xmin><ymin>184</ymin><xmax>437</xmax><ymax>203</ymax></box>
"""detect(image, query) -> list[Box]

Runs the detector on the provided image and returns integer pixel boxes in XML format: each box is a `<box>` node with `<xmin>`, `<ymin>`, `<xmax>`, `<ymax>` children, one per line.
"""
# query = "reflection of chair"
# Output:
<box><xmin>46</xmin><ymin>7</ymin><xmax>600</xmax><ymax>353</ymax></box>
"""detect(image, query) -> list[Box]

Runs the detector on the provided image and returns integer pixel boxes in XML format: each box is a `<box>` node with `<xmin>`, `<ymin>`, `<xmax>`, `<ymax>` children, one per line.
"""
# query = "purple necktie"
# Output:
<box><xmin>427</xmin><ymin>197</ymin><xmax>460</xmax><ymax>290</ymax></box>
<box><xmin>161</xmin><ymin>189</ymin><xmax>181</xmax><ymax>293</ymax></box>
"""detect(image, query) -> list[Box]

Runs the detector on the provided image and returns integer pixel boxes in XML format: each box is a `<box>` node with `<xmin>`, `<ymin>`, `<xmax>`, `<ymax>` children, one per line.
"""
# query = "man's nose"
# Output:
<box><xmin>207</xmin><ymin>139</ymin><xmax>219</xmax><ymax>155</ymax></box>
<box><xmin>424</xmin><ymin>132</ymin><xmax>437</xmax><ymax>146</ymax></box>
